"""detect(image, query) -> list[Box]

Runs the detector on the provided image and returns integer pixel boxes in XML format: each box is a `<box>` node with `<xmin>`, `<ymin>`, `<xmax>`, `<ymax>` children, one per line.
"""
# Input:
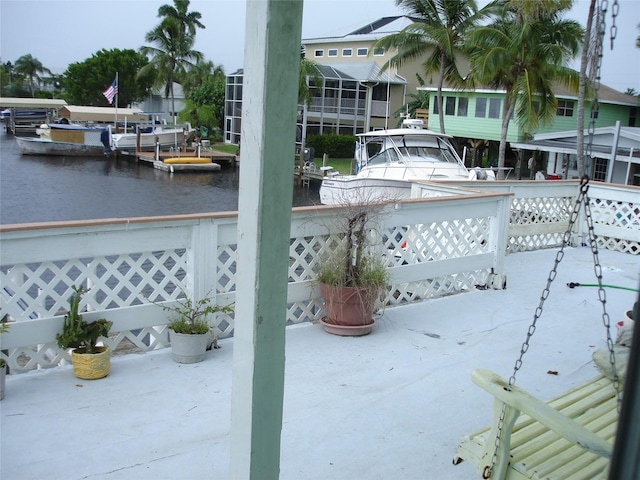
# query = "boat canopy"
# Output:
<box><xmin>58</xmin><ymin>105</ymin><xmax>145</xmax><ymax>123</ymax></box>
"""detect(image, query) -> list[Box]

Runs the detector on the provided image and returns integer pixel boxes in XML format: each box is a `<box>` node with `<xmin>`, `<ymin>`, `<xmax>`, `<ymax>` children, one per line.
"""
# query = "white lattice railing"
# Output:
<box><xmin>1</xmin><ymin>181</ymin><xmax>638</xmax><ymax>372</ymax></box>
<box><xmin>411</xmin><ymin>180</ymin><xmax>640</xmax><ymax>254</ymax></box>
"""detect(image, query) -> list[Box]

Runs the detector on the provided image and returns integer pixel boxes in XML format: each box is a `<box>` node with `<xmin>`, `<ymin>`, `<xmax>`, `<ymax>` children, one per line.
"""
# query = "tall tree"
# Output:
<box><xmin>140</xmin><ymin>0</ymin><xmax>204</xmax><ymax>122</ymax></box>
<box><xmin>158</xmin><ymin>0</ymin><xmax>205</xmax><ymax>38</ymax></box>
<box><xmin>64</xmin><ymin>49</ymin><xmax>154</xmax><ymax>107</ymax></box>
<box><xmin>468</xmin><ymin>0</ymin><xmax>583</xmax><ymax>178</ymax></box>
<box><xmin>576</xmin><ymin>0</ymin><xmax>600</xmax><ymax>178</ymax></box>
<box><xmin>13</xmin><ymin>54</ymin><xmax>52</xmax><ymax>97</ymax></box>
<box><xmin>374</xmin><ymin>0</ymin><xmax>498</xmax><ymax>134</ymax></box>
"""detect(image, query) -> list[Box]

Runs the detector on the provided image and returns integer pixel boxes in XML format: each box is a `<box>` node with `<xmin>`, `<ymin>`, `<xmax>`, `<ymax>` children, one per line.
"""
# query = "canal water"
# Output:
<box><xmin>0</xmin><ymin>133</ymin><xmax>320</xmax><ymax>225</ymax></box>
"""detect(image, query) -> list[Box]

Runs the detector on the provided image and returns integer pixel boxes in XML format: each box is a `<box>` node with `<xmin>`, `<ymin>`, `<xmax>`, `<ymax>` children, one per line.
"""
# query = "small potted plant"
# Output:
<box><xmin>315</xmin><ymin>204</ymin><xmax>390</xmax><ymax>336</ymax></box>
<box><xmin>0</xmin><ymin>315</ymin><xmax>9</xmax><ymax>400</ymax></box>
<box><xmin>162</xmin><ymin>289</ymin><xmax>233</xmax><ymax>364</ymax></box>
<box><xmin>56</xmin><ymin>286</ymin><xmax>113</xmax><ymax>380</ymax></box>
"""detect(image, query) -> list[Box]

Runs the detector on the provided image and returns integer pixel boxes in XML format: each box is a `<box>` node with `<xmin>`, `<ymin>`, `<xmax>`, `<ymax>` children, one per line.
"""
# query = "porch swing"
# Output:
<box><xmin>452</xmin><ymin>177</ymin><xmax>625</xmax><ymax>479</ymax></box>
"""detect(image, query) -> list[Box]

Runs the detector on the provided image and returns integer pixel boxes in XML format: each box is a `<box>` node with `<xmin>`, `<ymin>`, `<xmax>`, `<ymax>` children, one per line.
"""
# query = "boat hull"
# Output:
<box><xmin>15</xmin><ymin>137</ymin><xmax>108</xmax><ymax>157</ymax></box>
<box><xmin>319</xmin><ymin>176</ymin><xmax>412</xmax><ymax>205</ymax></box>
<box><xmin>111</xmin><ymin>128</ymin><xmax>187</xmax><ymax>151</ymax></box>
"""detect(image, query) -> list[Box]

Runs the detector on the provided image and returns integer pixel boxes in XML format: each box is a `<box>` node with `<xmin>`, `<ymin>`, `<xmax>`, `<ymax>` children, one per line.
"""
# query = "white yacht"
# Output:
<box><xmin>319</xmin><ymin>120</ymin><xmax>494</xmax><ymax>205</ymax></box>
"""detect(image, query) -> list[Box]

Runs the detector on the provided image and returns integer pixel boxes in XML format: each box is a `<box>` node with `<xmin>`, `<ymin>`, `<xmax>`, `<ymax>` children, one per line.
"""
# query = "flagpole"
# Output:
<box><xmin>115</xmin><ymin>72</ymin><xmax>118</xmax><ymax>129</ymax></box>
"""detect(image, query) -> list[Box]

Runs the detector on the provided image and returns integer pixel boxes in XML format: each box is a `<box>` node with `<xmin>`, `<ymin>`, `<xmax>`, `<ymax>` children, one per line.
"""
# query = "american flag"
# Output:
<box><xmin>103</xmin><ymin>77</ymin><xmax>118</xmax><ymax>104</ymax></box>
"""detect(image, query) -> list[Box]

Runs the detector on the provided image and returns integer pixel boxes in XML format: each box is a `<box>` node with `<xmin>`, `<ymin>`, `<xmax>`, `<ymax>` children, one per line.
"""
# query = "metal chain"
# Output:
<box><xmin>483</xmin><ymin>4</ymin><xmax>621</xmax><ymax>476</ymax></box>
<box><xmin>582</xmin><ymin>183</ymin><xmax>622</xmax><ymax>412</ymax></box>
<box><xmin>609</xmin><ymin>0</ymin><xmax>619</xmax><ymax>49</ymax></box>
<box><xmin>484</xmin><ymin>177</ymin><xmax>620</xmax><ymax>478</ymax></box>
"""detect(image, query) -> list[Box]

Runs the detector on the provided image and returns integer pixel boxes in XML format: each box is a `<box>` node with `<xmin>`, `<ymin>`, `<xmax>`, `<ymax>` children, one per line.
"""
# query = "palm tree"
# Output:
<box><xmin>13</xmin><ymin>54</ymin><xmax>51</xmax><ymax>96</ymax></box>
<box><xmin>467</xmin><ymin>0</ymin><xmax>583</xmax><ymax>178</ymax></box>
<box><xmin>181</xmin><ymin>59</ymin><xmax>224</xmax><ymax>97</ymax></box>
<box><xmin>298</xmin><ymin>57</ymin><xmax>322</xmax><ymax>106</ymax></box>
<box><xmin>158</xmin><ymin>0</ymin><xmax>205</xmax><ymax>45</ymax></box>
<box><xmin>139</xmin><ymin>17</ymin><xmax>203</xmax><ymax>123</ymax></box>
<box><xmin>374</xmin><ymin>0</ymin><xmax>498</xmax><ymax>134</ymax></box>
<box><xmin>576</xmin><ymin>0</ymin><xmax>601</xmax><ymax>178</ymax></box>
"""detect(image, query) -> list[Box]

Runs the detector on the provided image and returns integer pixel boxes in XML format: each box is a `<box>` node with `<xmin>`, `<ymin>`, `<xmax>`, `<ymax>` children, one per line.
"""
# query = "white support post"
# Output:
<box><xmin>230</xmin><ymin>2</ymin><xmax>303</xmax><ymax>479</ymax></box>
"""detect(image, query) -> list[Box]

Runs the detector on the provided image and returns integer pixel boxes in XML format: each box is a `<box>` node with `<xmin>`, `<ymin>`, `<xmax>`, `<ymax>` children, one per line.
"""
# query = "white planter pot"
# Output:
<box><xmin>169</xmin><ymin>329</ymin><xmax>213</xmax><ymax>364</ymax></box>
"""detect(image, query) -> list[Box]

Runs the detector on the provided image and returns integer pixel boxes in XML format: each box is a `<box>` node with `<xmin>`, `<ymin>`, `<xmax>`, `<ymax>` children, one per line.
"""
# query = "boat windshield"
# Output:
<box><xmin>364</xmin><ymin>134</ymin><xmax>461</xmax><ymax>166</ymax></box>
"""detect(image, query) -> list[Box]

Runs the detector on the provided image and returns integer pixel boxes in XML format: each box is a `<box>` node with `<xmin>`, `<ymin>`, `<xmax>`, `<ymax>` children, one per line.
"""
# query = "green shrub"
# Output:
<box><xmin>306</xmin><ymin>134</ymin><xmax>357</xmax><ymax>159</ymax></box>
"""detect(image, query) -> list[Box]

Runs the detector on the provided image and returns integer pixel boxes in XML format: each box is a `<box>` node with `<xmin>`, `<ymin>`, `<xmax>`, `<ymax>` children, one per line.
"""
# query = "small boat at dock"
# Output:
<box><xmin>15</xmin><ymin>123</ymin><xmax>111</xmax><ymax>156</ymax></box>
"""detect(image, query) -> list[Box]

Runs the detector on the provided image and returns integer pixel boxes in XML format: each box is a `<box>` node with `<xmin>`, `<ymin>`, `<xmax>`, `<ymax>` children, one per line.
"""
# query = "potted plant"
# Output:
<box><xmin>0</xmin><ymin>315</ymin><xmax>9</xmax><ymax>400</ymax></box>
<box><xmin>162</xmin><ymin>289</ymin><xmax>233</xmax><ymax>364</ymax></box>
<box><xmin>315</xmin><ymin>205</ymin><xmax>390</xmax><ymax>336</ymax></box>
<box><xmin>56</xmin><ymin>286</ymin><xmax>113</xmax><ymax>380</ymax></box>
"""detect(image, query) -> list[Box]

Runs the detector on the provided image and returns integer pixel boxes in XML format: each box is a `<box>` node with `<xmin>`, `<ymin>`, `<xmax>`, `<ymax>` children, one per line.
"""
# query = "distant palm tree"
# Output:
<box><xmin>158</xmin><ymin>0</ymin><xmax>205</xmax><ymax>49</ymax></box>
<box><xmin>13</xmin><ymin>54</ymin><xmax>51</xmax><ymax>97</ymax></box>
<box><xmin>576</xmin><ymin>0</ymin><xmax>601</xmax><ymax>178</ymax></box>
<box><xmin>139</xmin><ymin>16</ymin><xmax>203</xmax><ymax>122</ymax></box>
<box><xmin>374</xmin><ymin>0</ymin><xmax>498</xmax><ymax>134</ymax></box>
<box><xmin>467</xmin><ymin>0</ymin><xmax>583</xmax><ymax>178</ymax></box>
<box><xmin>298</xmin><ymin>57</ymin><xmax>322</xmax><ymax>106</ymax></box>
<box><xmin>181</xmin><ymin>59</ymin><xmax>224</xmax><ymax>97</ymax></box>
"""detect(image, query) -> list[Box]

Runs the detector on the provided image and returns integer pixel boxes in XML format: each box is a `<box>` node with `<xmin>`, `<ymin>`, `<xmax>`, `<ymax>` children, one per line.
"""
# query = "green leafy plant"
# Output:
<box><xmin>163</xmin><ymin>289</ymin><xmax>233</xmax><ymax>335</ymax></box>
<box><xmin>55</xmin><ymin>286</ymin><xmax>112</xmax><ymax>354</ymax></box>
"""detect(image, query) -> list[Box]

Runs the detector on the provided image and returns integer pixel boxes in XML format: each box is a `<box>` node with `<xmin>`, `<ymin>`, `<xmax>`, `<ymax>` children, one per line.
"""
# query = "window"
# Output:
<box><xmin>328</xmin><ymin>49</ymin><xmax>338</xmax><ymax>57</ymax></box>
<box><xmin>630</xmin><ymin>107</ymin><xmax>637</xmax><ymax>127</ymax></box>
<box><xmin>314</xmin><ymin>49</ymin><xmax>323</xmax><ymax>58</ymax></box>
<box><xmin>445</xmin><ymin>97</ymin><xmax>456</xmax><ymax>115</ymax></box>
<box><xmin>433</xmin><ymin>99</ymin><xmax>439</xmax><ymax>115</ymax></box>
<box><xmin>342</xmin><ymin>48</ymin><xmax>352</xmax><ymax>57</ymax></box>
<box><xmin>357</xmin><ymin>47</ymin><xmax>368</xmax><ymax>56</ymax></box>
<box><xmin>373</xmin><ymin>47</ymin><xmax>385</xmax><ymax>56</ymax></box>
<box><xmin>457</xmin><ymin>97</ymin><xmax>468</xmax><ymax>117</ymax></box>
<box><xmin>488</xmin><ymin>98</ymin><xmax>501</xmax><ymax>119</ymax></box>
<box><xmin>475</xmin><ymin>98</ymin><xmax>487</xmax><ymax>118</ymax></box>
<box><xmin>557</xmin><ymin>100</ymin><xmax>574</xmax><ymax>117</ymax></box>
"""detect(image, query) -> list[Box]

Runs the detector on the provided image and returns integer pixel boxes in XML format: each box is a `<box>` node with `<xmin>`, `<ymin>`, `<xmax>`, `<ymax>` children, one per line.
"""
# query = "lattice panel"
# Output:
<box><xmin>386</xmin><ymin>271</ymin><xmax>490</xmax><ymax>306</ymax></box>
<box><xmin>1</xmin><ymin>341</ymin><xmax>66</xmax><ymax>373</ymax></box>
<box><xmin>590</xmin><ymin>198</ymin><xmax>640</xmax><ymax>254</ymax></box>
<box><xmin>383</xmin><ymin>218</ymin><xmax>490</xmax><ymax>266</ymax></box>
<box><xmin>0</xmin><ymin>249</ymin><xmax>188</xmax><ymax>320</ymax></box>
<box><xmin>591</xmin><ymin>198</ymin><xmax>640</xmax><ymax>228</ymax></box>
<box><xmin>286</xmin><ymin>298</ymin><xmax>325</xmax><ymax>325</ymax></box>
<box><xmin>216</xmin><ymin>244</ymin><xmax>237</xmax><ymax>293</ymax></box>
<box><xmin>507</xmin><ymin>196</ymin><xmax>573</xmax><ymax>252</ymax></box>
<box><xmin>289</xmin><ymin>235</ymin><xmax>329</xmax><ymax>283</ymax></box>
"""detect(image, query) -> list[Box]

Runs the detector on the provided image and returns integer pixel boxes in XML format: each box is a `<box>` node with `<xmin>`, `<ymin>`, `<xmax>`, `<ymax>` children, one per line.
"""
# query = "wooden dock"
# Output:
<box><xmin>134</xmin><ymin>149</ymin><xmax>237</xmax><ymax>165</ymax></box>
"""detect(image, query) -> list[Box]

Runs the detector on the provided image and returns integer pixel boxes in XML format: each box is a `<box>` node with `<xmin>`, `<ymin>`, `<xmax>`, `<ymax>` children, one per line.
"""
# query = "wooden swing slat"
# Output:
<box><xmin>453</xmin><ymin>369</ymin><xmax>618</xmax><ymax>480</ymax></box>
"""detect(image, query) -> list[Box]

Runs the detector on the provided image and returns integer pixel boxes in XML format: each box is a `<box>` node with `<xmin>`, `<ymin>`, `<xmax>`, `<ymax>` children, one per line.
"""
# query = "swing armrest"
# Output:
<box><xmin>472</xmin><ymin>369</ymin><xmax>613</xmax><ymax>459</ymax></box>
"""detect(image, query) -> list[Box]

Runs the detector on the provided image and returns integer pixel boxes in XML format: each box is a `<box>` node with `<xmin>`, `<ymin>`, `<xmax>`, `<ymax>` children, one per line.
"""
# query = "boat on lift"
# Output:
<box><xmin>319</xmin><ymin>119</ymin><xmax>494</xmax><ymax>205</ymax></box>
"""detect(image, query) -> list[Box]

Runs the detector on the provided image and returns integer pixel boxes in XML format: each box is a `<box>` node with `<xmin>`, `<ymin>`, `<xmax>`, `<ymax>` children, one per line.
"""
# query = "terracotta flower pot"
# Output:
<box><xmin>71</xmin><ymin>345</ymin><xmax>111</xmax><ymax>380</ymax></box>
<box><xmin>320</xmin><ymin>283</ymin><xmax>376</xmax><ymax>336</ymax></box>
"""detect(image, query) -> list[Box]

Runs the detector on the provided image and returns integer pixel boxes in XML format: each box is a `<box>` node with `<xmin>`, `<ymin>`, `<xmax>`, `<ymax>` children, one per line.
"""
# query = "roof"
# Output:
<box><xmin>303</xmin><ymin>16</ymin><xmax>415</xmax><ymax>44</ymax></box>
<box><xmin>511</xmin><ymin>126</ymin><xmax>640</xmax><ymax>160</ymax></box>
<box><xmin>0</xmin><ymin>97</ymin><xmax>67</xmax><ymax>109</ymax></box>
<box><xmin>318</xmin><ymin>62</ymin><xmax>406</xmax><ymax>84</ymax></box>
<box><xmin>58</xmin><ymin>105</ymin><xmax>145</xmax><ymax>123</ymax></box>
<box><xmin>418</xmin><ymin>82</ymin><xmax>640</xmax><ymax>107</ymax></box>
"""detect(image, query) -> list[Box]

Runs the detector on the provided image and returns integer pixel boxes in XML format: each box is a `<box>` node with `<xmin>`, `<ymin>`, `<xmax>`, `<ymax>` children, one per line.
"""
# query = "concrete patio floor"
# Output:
<box><xmin>1</xmin><ymin>246</ymin><xmax>638</xmax><ymax>480</ymax></box>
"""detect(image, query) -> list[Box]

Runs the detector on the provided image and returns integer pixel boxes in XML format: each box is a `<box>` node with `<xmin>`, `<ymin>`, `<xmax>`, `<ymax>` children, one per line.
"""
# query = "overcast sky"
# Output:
<box><xmin>1</xmin><ymin>0</ymin><xmax>639</xmax><ymax>93</ymax></box>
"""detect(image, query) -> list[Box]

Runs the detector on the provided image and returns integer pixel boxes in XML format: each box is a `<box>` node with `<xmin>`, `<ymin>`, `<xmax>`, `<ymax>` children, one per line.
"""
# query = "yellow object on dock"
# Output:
<box><xmin>163</xmin><ymin>157</ymin><xmax>212</xmax><ymax>164</ymax></box>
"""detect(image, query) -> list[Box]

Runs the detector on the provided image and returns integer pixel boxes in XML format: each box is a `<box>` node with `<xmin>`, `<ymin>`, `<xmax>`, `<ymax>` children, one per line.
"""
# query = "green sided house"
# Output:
<box><xmin>418</xmin><ymin>83</ymin><xmax>640</xmax><ymax>184</ymax></box>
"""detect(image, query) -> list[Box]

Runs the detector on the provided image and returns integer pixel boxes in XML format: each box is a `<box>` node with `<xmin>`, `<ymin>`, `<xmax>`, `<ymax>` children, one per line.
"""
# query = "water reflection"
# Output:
<box><xmin>0</xmin><ymin>134</ymin><xmax>320</xmax><ymax>225</ymax></box>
